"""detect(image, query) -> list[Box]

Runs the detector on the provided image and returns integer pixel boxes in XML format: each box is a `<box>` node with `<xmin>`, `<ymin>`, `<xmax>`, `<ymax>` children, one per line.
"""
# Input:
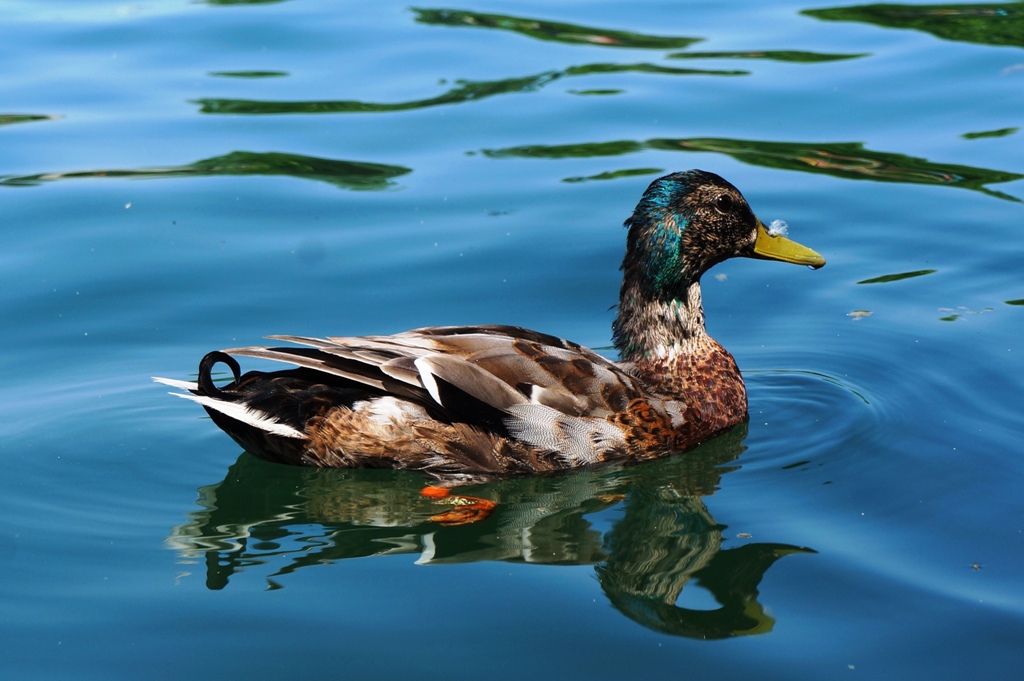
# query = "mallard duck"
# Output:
<box><xmin>156</xmin><ymin>170</ymin><xmax>824</xmax><ymax>482</ymax></box>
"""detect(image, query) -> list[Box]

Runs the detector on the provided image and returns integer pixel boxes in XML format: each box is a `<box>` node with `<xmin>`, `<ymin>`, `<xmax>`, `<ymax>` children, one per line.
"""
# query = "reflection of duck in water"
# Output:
<box><xmin>598</xmin><ymin>478</ymin><xmax>811</xmax><ymax>638</ymax></box>
<box><xmin>156</xmin><ymin>170</ymin><xmax>823</xmax><ymax>479</ymax></box>
<box><xmin>168</xmin><ymin>423</ymin><xmax>814</xmax><ymax>639</ymax></box>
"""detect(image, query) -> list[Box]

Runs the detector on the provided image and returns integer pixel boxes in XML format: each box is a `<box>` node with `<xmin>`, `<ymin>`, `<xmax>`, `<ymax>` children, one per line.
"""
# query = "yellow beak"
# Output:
<box><xmin>752</xmin><ymin>221</ymin><xmax>826</xmax><ymax>269</ymax></box>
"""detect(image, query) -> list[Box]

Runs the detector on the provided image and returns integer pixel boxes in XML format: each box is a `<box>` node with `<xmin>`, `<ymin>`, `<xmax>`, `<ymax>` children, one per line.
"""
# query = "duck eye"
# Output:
<box><xmin>714</xmin><ymin>194</ymin><xmax>734</xmax><ymax>214</ymax></box>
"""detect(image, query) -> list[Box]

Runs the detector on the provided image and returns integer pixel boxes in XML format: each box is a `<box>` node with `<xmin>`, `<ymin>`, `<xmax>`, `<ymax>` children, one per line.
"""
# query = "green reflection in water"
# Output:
<box><xmin>568</xmin><ymin>89</ymin><xmax>624</xmax><ymax>96</ymax></box>
<box><xmin>938</xmin><ymin>305</ymin><xmax>993</xmax><ymax>321</ymax></box>
<box><xmin>0</xmin><ymin>113</ymin><xmax>60</xmax><ymax>126</ymax></box>
<box><xmin>209</xmin><ymin>71</ymin><xmax>288</xmax><ymax>78</ymax></box>
<box><xmin>204</xmin><ymin>0</ymin><xmax>289</xmax><ymax>5</ymax></box>
<box><xmin>564</xmin><ymin>168</ymin><xmax>666</xmax><ymax>183</ymax></box>
<box><xmin>1006</xmin><ymin>298</ymin><xmax>1024</xmax><ymax>305</ymax></box>
<box><xmin>962</xmin><ymin>127</ymin><xmax>1019</xmax><ymax>140</ymax></box>
<box><xmin>857</xmin><ymin>269</ymin><xmax>937</xmax><ymax>284</ymax></box>
<box><xmin>483</xmin><ymin>136</ymin><xmax>1023</xmax><ymax>200</ymax></box>
<box><xmin>193</xmin><ymin>63</ymin><xmax>745</xmax><ymax>115</ymax></box>
<box><xmin>485</xmin><ymin>139</ymin><xmax>644</xmax><ymax>159</ymax></box>
<box><xmin>167</xmin><ymin>422</ymin><xmax>815</xmax><ymax>639</ymax></box>
<box><xmin>668</xmin><ymin>49</ymin><xmax>867</xmax><ymax>62</ymax></box>
<box><xmin>411</xmin><ymin>7</ymin><xmax>702</xmax><ymax>49</ymax></box>
<box><xmin>0</xmin><ymin>151</ymin><xmax>411</xmax><ymax>191</ymax></box>
<box><xmin>650</xmin><ymin>139</ymin><xmax>1022</xmax><ymax>199</ymax></box>
<box><xmin>566</xmin><ymin>62</ymin><xmax>740</xmax><ymax>77</ymax></box>
<box><xmin>803</xmin><ymin>3</ymin><xmax>1024</xmax><ymax>49</ymax></box>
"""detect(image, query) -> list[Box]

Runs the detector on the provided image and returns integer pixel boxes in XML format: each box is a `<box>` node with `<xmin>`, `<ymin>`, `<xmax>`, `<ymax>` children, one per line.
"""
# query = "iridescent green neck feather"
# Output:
<box><xmin>613</xmin><ymin>171</ymin><xmax>716</xmax><ymax>363</ymax></box>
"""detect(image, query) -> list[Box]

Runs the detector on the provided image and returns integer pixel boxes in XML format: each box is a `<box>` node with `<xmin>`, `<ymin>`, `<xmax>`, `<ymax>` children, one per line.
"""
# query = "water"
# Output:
<box><xmin>2</xmin><ymin>1</ymin><xmax>1023</xmax><ymax>678</ymax></box>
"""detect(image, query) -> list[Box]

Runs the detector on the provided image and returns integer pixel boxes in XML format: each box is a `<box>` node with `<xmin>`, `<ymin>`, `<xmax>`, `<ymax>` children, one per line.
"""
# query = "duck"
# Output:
<box><xmin>155</xmin><ymin>170</ymin><xmax>824</xmax><ymax>484</ymax></box>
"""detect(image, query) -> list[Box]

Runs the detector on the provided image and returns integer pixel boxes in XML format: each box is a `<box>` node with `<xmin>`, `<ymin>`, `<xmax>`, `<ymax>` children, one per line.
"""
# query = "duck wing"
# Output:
<box><xmin>232</xmin><ymin>325</ymin><xmax>640</xmax><ymax>414</ymax></box>
<box><xmin>224</xmin><ymin>325</ymin><xmax>653</xmax><ymax>465</ymax></box>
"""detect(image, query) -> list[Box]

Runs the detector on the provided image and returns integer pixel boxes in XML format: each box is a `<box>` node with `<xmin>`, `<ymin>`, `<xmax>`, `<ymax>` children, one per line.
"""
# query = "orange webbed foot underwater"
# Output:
<box><xmin>421</xmin><ymin>485</ymin><xmax>497</xmax><ymax>526</ymax></box>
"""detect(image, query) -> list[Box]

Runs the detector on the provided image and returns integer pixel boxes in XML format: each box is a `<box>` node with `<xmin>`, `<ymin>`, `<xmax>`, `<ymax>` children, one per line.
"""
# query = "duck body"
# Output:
<box><xmin>156</xmin><ymin>170</ymin><xmax>824</xmax><ymax>481</ymax></box>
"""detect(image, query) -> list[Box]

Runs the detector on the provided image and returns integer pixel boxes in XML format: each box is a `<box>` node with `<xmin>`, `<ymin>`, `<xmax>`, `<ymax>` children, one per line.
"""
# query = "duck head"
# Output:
<box><xmin>622</xmin><ymin>169</ymin><xmax>824</xmax><ymax>294</ymax></box>
<box><xmin>613</xmin><ymin>170</ymin><xmax>825</xmax><ymax>361</ymax></box>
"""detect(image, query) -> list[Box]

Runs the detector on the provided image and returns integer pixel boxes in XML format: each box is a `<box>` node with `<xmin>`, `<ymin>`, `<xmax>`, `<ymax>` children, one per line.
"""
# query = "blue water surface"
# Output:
<box><xmin>2</xmin><ymin>1</ymin><xmax>1023</xmax><ymax>679</ymax></box>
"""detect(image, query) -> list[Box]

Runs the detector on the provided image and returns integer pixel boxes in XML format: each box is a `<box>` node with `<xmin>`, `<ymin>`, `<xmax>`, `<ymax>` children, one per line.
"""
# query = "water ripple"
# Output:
<box><xmin>742</xmin><ymin>365</ymin><xmax>885</xmax><ymax>474</ymax></box>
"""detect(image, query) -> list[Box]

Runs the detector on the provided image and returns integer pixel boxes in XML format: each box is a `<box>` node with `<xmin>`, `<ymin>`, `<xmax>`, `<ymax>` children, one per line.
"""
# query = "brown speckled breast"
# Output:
<box><xmin>628</xmin><ymin>340</ymin><xmax>747</xmax><ymax>455</ymax></box>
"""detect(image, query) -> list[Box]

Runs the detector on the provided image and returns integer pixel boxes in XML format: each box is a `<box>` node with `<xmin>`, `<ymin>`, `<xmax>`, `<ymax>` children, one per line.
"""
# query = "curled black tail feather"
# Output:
<box><xmin>198</xmin><ymin>351</ymin><xmax>242</xmax><ymax>397</ymax></box>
